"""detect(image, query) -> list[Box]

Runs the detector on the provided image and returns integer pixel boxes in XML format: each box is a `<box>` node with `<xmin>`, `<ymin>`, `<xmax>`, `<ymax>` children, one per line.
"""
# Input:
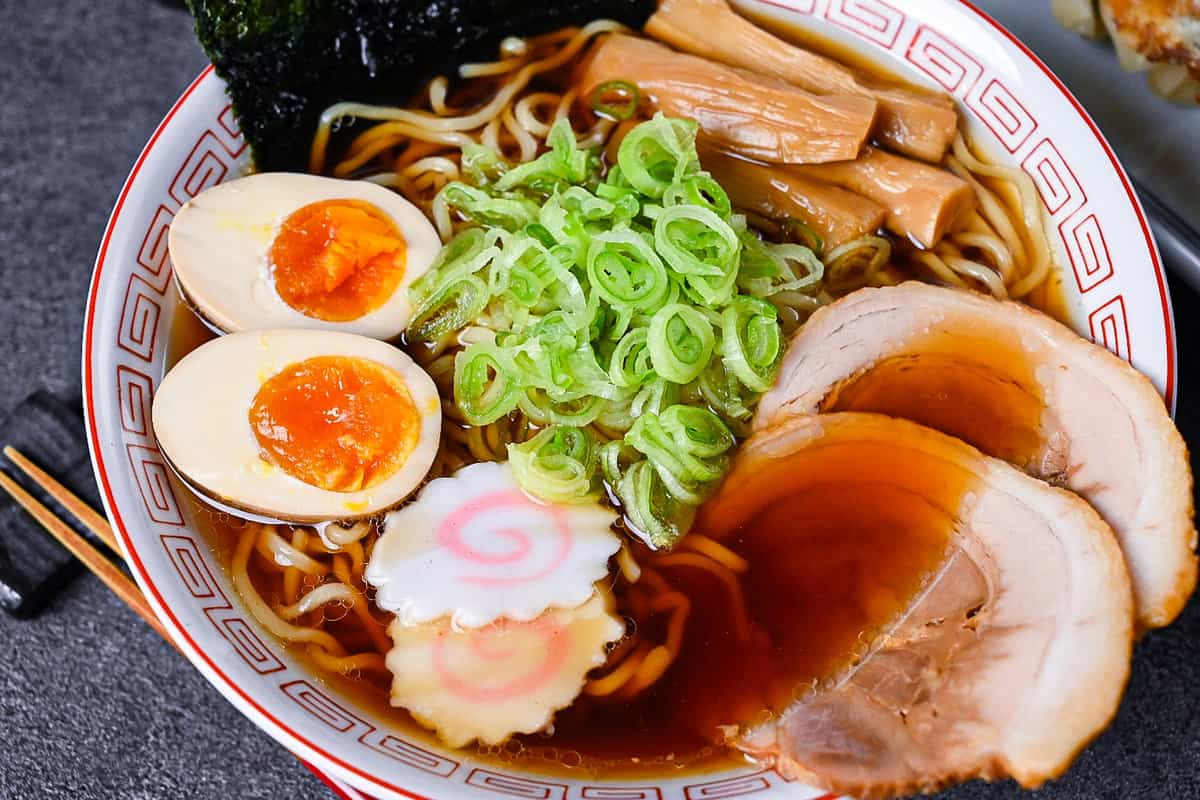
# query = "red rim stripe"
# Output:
<box><xmin>304</xmin><ymin>760</ymin><xmax>369</xmax><ymax>800</ymax></box>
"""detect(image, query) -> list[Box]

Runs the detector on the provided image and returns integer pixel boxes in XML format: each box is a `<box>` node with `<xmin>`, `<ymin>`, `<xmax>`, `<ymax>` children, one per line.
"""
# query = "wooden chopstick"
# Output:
<box><xmin>1</xmin><ymin>447</ymin><xmax>350</xmax><ymax>790</ymax></box>
<box><xmin>0</xmin><ymin>450</ymin><xmax>176</xmax><ymax>646</ymax></box>
<box><xmin>3</xmin><ymin>445</ymin><xmax>119</xmax><ymax>553</ymax></box>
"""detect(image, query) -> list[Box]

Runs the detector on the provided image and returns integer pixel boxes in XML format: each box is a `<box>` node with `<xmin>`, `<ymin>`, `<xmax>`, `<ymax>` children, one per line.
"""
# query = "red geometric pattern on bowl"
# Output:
<box><xmin>1023</xmin><ymin>138</ymin><xmax>1087</xmax><ymax>218</ymax></box>
<box><xmin>682</xmin><ymin>773</ymin><xmax>836</xmax><ymax>800</ymax></box>
<box><xmin>464</xmin><ymin>768</ymin><xmax>569</xmax><ymax>799</ymax></box>
<box><xmin>116</xmin><ymin>274</ymin><xmax>163</xmax><ymax>362</ymax></box>
<box><xmin>824</xmin><ymin>0</ymin><xmax>904</xmax><ymax>48</ymax></box>
<box><xmin>136</xmin><ymin>205</ymin><xmax>174</xmax><ymax>291</ymax></box>
<box><xmin>905</xmin><ymin>25</ymin><xmax>983</xmax><ymax>93</ymax></box>
<box><xmin>1089</xmin><ymin>295</ymin><xmax>1133</xmax><ymax>361</ymax></box>
<box><xmin>684</xmin><ymin>770</ymin><xmax>777</xmax><ymax>799</ymax></box>
<box><xmin>281</xmin><ymin>680</ymin><xmax>460</xmax><ymax>777</ymax></box>
<box><xmin>1065</xmin><ymin>213</ymin><xmax>1116</xmax><ymax>293</ymax></box>
<box><xmin>125</xmin><ymin>444</ymin><xmax>183</xmax><ymax>526</ymax></box>
<box><xmin>82</xmin><ymin>1</ymin><xmax>1175</xmax><ymax>799</ymax></box>
<box><xmin>967</xmin><ymin>78</ymin><xmax>1038</xmax><ymax>153</ymax></box>
<box><xmin>160</xmin><ymin>534</ymin><xmax>287</xmax><ymax>674</ymax></box>
<box><xmin>116</xmin><ymin>365</ymin><xmax>153</xmax><ymax>436</ymax></box>
<box><xmin>579</xmin><ymin>787</ymin><xmax>666</xmax><ymax>799</ymax></box>
<box><xmin>169</xmin><ymin>130</ymin><xmax>231</xmax><ymax>206</ymax></box>
<box><xmin>216</xmin><ymin>103</ymin><xmax>248</xmax><ymax>157</ymax></box>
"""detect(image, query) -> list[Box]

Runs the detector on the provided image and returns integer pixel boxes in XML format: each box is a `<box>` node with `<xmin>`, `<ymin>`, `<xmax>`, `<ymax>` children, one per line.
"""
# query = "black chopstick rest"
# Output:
<box><xmin>0</xmin><ymin>390</ymin><xmax>111</xmax><ymax>617</ymax></box>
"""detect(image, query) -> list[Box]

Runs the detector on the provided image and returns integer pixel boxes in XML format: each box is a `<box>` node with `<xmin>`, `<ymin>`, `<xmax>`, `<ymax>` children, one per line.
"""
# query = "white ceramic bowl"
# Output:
<box><xmin>83</xmin><ymin>2</ymin><xmax>1176</xmax><ymax>798</ymax></box>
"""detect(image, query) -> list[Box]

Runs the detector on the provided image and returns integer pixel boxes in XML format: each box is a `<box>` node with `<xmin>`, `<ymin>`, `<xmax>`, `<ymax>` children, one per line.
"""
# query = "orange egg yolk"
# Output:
<box><xmin>269</xmin><ymin>199</ymin><xmax>407</xmax><ymax>322</ymax></box>
<box><xmin>249</xmin><ymin>356</ymin><xmax>419</xmax><ymax>493</ymax></box>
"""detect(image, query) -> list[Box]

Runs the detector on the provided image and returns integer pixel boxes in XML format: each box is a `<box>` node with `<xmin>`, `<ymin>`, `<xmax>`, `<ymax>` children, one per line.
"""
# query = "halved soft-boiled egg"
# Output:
<box><xmin>151</xmin><ymin>329</ymin><xmax>441</xmax><ymax>522</ymax></box>
<box><xmin>168</xmin><ymin>173</ymin><xmax>441</xmax><ymax>339</ymax></box>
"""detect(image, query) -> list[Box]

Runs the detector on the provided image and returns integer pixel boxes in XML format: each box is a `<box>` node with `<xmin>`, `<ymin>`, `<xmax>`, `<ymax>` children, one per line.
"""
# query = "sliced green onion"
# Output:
<box><xmin>589</xmin><ymin>302</ymin><xmax>631</xmax><ymax>343</ymax></box>
<box><xmin>648</xmin><ymin>303</ymin><xmax>715</xmax><ymax>384</ymax></box>
<box><xmin>698</xmin><ymin>355</ymin><xmax>755</xmax><ymax>422</ymax></box>
<box><xmin>454</xmin><ymin>343</ymin><xmax>521</xmax><ymax>425</ymax></box>
<box><xmin>604</xmin><ymin>163</ymin><xmax>633</xmax><ymax>190</ymax></box>
<box><xmin>518</xmin><ymin>389</ymin><xmax>604</xmax><ymax>427</ymax></box>
<box><xmin>824</xmin><ymin>235</ymin><xmax>891</xmax><ymax>293</ymax></box>
<box><xmin>607</xmin><ymin>327</ymin><xmax>653</xmax><ymax>388</ymax></box>
<box><xmin>628</xmin><ymin>410</ymin><xmax>728</xmax><ymax>487</ymax></box>
<box><xmin>660</xmin><ymin>405</ymin><xmax>735</xmax><ymax>459</ymax></box>
<box><xmin>782</xmin><ymin>217</ymin><xmax>824</xmax><ymax>255</ymax></box>
<box><xmin>460</xmin><ymin>143</ymin><xmax>507</xmax><ymax>187</ymax></box>
<box><xmin>595</xmin><ymin>399</ymin><xmax>635</xmax><ymax>437</ymax></box>
<box><xmin>769</xmin><ymin>243</ymin><xmax>825</xmax><ymax>294</ymax></box>
<box><xmin>561</xmin><ymin>186</ymin><xmax>619</xmax><ymax>220</ymax></box>
<box><xmin>599</xmin><ymin>439</ymin><xmax>632</xmax><ymax>488</ymax></box>
<box><xmin>505</xmin><ymin>323</ymin><xmax>617</xmax><ymax>406</ymax></box>
<box><xmin>720</xmin><ymin>295</ymin><xmax>782</xmax><ymax>392</ymax></box>
<box><xmin>616</xmin><ymin>459</ymin><xmax>695</xmax><ymax>549</ymax></box>
<box><xmin>625</xmin><ymin>407</ymin><xmax>730</xmax><ymax>509</ymax></box>
<box><xmin>662</xmin><ymin>174</ymin><xmax>732</xmax><ymax>220</ymax></box>
<box><xmin>604</xmin><ymin>405</ymin><xmax>733</xmax><ymax>548</ymax></box>
<box><xmin>439</xmin><ymin>182</ymin><xmax>539</xmax><ymax>230</ymax></box>
<box><xmin>595</xmin><ymin>179</ymin><xmax>639</xmax><ymax>206</ymax></box>
<box><xmin>496</xmin><ymin>118</ymin><xmax>594</xmax><ymax>193</ymax></box>
<box><xmin>508</xmin><ymin>325</ymin><xmax>581</xmax><ymax>397</ymax></box>
<box><xmin>736</xmin><ymin>231</ymin><xmax>824</xmax><ymax>299</ymax></box>
<box><xmin>537</xmin><ymin>193</ymin><xmax>591</xmax><ymax>265</ymax></box>
<box><xmin>410</xmin><ymin>113</ymin><xmax>817</xmax><ymax>547</ymax></box>
<box><xmin>616</xmin><ymin>113</ymin><xmax>700</xmax><ymax>199</ymax></box>
<box><xmin>655</xmin><ymin>204</ymin><xmax>740</xmax><ymax>277</ymax></box>
<box><xmin>589</xmin><ymin>79</ymin><xmax>641</xmax><ymax>121</ymax></box>
<box><xmin>490</xmin><ymin>234</ymin><xmax>547</xmax><ymax>302</ymax></box>
<box><xmin>410</xmin><ymin>227</ymin><xmax>491</xmax><ymax>296</ymax></box>
<box><xmin>654</xmin><ymin>204</ymin><xmax>741</xmax><ymax>306</ymax></box>
<box><xmin>408</xmin><ymin>274</ymin><xmax>490</xmax><ymax>342</ymax></box>
<box><xmin>408</xmin><ymin>228</ymin><xmax>500</xmax><ymax>341</ymax></box>
<box><xmin>586</xmin><ymin>227</ymin><xmax>671</xmax><ymax>312</ymax></box>
<box><xmin>508</xmin><ymin>426</ymin><xmax>600</xmax><ymax>504</ymax></box>
<box><xmin>493</xmin><ymin>234</ymin><xmax>590</xmax><ymax>328</ymax></box>
<box><xmin>524</xmin><ymin>222</ymin><xmax>557</xmax><ymax>248</ymax></box>
<box><xmin>629</xmin><ymin>377</ymin><xmax>679</xmax><ymax>420</ymax></box>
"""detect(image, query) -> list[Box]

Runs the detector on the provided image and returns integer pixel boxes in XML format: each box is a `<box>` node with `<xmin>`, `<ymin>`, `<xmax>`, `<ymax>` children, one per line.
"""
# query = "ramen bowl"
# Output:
<box><xmin>83</xmin><ymin>1</ymin><xmax>1175</xmax><ymax>797</ymax></box>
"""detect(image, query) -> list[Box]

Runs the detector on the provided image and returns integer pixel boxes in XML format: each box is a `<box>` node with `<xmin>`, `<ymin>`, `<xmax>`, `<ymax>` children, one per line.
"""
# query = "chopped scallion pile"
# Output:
<box><xmin>408</xmin><ymin>112</ymin><xmax>822</xmax><ymax>547</ymax></box>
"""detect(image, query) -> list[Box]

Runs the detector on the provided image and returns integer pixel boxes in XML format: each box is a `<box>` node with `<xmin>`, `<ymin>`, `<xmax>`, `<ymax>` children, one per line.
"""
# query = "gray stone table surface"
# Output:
<box><xmin>0</xmin><ymin>0</ymin><xmax>1196</xmax><ymax>798</ymax></box>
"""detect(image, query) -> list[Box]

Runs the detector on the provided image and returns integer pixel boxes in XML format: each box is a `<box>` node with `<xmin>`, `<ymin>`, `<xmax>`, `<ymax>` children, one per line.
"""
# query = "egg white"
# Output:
<box><xmin>168</xmin><ymin>173</ymin><xmax>442</xmax><ymax>340</ymax></box>
<box><xmin>151</xmin><ymin>329</ymin><xmax>442</xmax><ymax>522</ymax></box>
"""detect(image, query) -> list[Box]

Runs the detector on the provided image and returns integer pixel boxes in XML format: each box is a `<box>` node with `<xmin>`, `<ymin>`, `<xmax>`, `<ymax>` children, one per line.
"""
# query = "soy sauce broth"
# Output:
<box><xmin>182</xmin><ymin>450</ymin><xmax>957</xmax><ymax>780</ymax></box>
<box><xmin>183</xmin><ymin>478</ymin><xmax>749</xmax><ymax>777</ymax></box>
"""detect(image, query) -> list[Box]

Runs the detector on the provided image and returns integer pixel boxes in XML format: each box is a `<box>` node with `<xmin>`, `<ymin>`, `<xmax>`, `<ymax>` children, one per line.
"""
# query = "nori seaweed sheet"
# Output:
<box><xmin>187</xmin><ymin>0</ymin><xmax>656</xmax><ymax>171</ymax></box>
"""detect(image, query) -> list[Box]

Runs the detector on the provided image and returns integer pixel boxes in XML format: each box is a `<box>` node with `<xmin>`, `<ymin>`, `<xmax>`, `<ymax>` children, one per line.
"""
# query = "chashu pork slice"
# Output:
<box><xmin>698</xmin><ymin>412</ymin><xmax>1134</xmax><ymax>799</ymax></box>
<box><xmin>755</xmin><ymin>282</ymin><xmax>1196</xmax><ymax>629</ymax></box>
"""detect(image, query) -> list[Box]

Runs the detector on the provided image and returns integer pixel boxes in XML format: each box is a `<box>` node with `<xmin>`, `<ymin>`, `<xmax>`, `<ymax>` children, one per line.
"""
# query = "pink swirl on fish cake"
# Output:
<box><xmin>431</xmin><ymin>617</ymin><xmax>571</xmax><ymax>703</ymax></box>
<box><xmin>437</xmin><ymin>489</ymin><xmax>572</xmax><ymax>586</ymax></box>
